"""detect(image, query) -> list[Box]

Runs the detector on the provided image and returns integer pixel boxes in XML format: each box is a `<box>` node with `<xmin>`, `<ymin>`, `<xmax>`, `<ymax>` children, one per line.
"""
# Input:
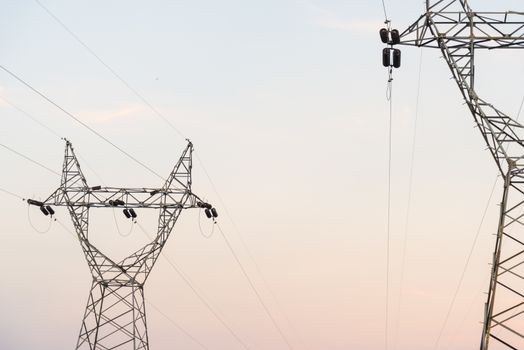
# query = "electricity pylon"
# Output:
<box><xmin>28</xmin><ymin>140</ymin><xmax>216</xmax><ymax>349</ymax></box>
<box><xmin>385</xmin><ymin>1</ymin><xmax>524</xmax><ymax>348</ymax></box>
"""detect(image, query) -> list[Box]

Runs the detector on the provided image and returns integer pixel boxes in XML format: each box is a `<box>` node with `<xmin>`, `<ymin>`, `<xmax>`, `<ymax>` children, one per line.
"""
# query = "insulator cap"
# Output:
<box><xmin>391</xmin><ymin>29</ymin><xmax>400</xmax><ymax>45</ymax></box>
<box><xmin>211</xmin><ymin>208</ymin><xmax>218</xmax><ymax>218</ymax></box>
<box><xmin>40</xmin><ymin>206</ymin><xmax>49</xmax><ymax>216</ymax></box>
<box><xmin>382</xmin><ymin>48</ymin><xmax>391</xmax><ymax>67</ymax></box>
<box><xmin>91</xmin><ymin>186</ymin><xmax>102</xmax><ymax>191</ymax></box>
<box><xmin>393</xmin><ymin>49</ymin><xmax>401</xmax><ymax>68</ymax></box>
<box><xmin>379</xmin><ymin>28</ymin><xmax>389</xmax><ymax>43</ymax></box>
<box><xmin>45</xmin><ymin>206</ymin><xmax>55</xmax><ymax>215</ymax></box>
<box><xmin>204</xmin><ymin>208</ymin><xmax>212</xmax><ymax>218</ymax></box>
<box><xmin>203</xmin><ymin>203</ymin><xmax>212</xmax><ymax>210</ymax></box>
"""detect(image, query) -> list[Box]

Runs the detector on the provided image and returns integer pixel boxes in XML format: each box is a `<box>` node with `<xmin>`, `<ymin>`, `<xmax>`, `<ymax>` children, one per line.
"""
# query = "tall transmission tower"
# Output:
<box><xmin>28</xmin><ymin>140</ymin><xmax>217</xmax><ymax>349</ymax></box>
<box><xmin>380</xmin><ymin>1</ymin><xmax>524</xmax><ymax>348</ymax></box>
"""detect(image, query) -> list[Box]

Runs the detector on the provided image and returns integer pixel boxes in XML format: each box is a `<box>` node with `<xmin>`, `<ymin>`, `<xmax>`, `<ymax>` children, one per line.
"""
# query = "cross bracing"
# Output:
<box><xmin>395</xmin><ymin>1</ymin><xmax>524</xmax><ymax>348</ymax></box>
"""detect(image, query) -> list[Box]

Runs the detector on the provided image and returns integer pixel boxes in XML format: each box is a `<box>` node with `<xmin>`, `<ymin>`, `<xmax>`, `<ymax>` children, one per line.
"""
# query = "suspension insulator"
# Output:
<box><xmin>129</xmin><ymin>209</ymin><xmax>137</xmax><ymax>218</ymax></box>
<box><xmin>123</xmin><ymin>209</ymin><xmax>131</xmax><ymax>218</ymax></box>
<box><xmin>150</xmin><ymin>190</ymin><xmax>159</xmax><ymax>196</ymax></box>
<box><xmin>45</xmin><ymin>206</ymin><xmax>55</xmax><ymax>215</ymax></box>
<box><xmin>204</xmin><ymin>208</ymin><xmax>212</xmax><ymax>218</ymax></box>
<box><xmin>211</xmin><ymin>208</ymin><xmax>218</xmax><ymax>218</ymax></box>
<box><xmin>40</xmin><ymin>206</ymin><xmax>49</xmax><ymax>216</ymax></box>
<box><xmin>379</xmin><ymin>28</ymin><xmax>389</xmax><ymax>43</ymax></box>
<box><xmin>382</xmin><ymin>48</ymin><xmax>391</xmax><ymax>67</ymax></box>
<box><xmin>391</xmin><ymin>29</ymin><xmax>400</xmax><ymax>45</ymax></box>
<box><xmin>393</xmin><ymin>49</ymin><xmax>401</xmax><ymax>68</ymax></box>
<box><xmin>28</xmin><ymin>199</ymin><xmax>44</xmax><ymax>207</ymax></box>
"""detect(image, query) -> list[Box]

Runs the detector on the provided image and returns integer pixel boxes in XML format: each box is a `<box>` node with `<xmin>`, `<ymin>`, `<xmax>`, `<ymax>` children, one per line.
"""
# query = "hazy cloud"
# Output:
<box><xmin>78</xmin><ymin>104</ymin><xmax>147</xmax><ymax>124</ymax></box>
<box><xmin>309</xmin><ymin>3</ymin><xmax>381</xmax><ymax>34</ymax></box>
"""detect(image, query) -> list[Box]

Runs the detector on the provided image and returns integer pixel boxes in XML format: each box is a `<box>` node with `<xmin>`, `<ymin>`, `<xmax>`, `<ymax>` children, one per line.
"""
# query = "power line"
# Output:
<box><xmin>0</xmin><ymin>142</ymin><xmax>60</xmax><ymax>176</ymax></box>
<box><xmin>381</xmin><ymin>0</ymin><xmax>390</xmax><ymax>22</ymax></box>
<box><xmin>147</xmin><ymin>301</ymin><xmax>210</xmax><ymax>350</ymax></box>
<box><xmin>394</xmin><ymin>50</ymin><xmax>423</xmax><ymax>349</ymax></box>
<box><xmin>385</xmin><ymin>76</ymin><xmax>394</xmax><ymax>350</ymax></box>
<box><xmin>0</xmin><ymin>64</ymin><xmax>165</xmax><ymax>181</ymax></box>
<box><xmin>31</xmin><ymin>4</ymin><xmax>298</xmax><ymax>347</ymax></box>
<box><xmin>34</xmin><ymin>0</ymin><xmax>186</xmax><ymax>140</ymax></box>
<box><xmin>195</xmin><ymin>153</ymin><xmax>308</xmax><ymax>350</ymax></box>
<box><xmin>216</xmin><ymin>223</ymin><xmax>295</xmax><ymax>350</ymax></box>
<box><xmin>0</xmin><ymin>185</ymin><xmax>214</xmax><ymax>350</ymax></box>
<box><xmin>135</xmin><ymin>221</ymin><xmax>252</xmax><ymax>350</ymax></box>
<box><xmin>0</xmin><ymin>94</ymin><xmax>63</xmax><ymax>139</ymax></box>
<box><xmin>432</xmin><ymin>177</ymin><xmax>499</xmax><ymax>350</ymax></box>
<box><xmin>0</xmin><ymin>187</ymin><xmax>25</xmax><ymax>201</ymax></box>
<box><xmin>432</xmin><ymin>90</ymin><xmax>524</xmax><ymax>348</ymax></box>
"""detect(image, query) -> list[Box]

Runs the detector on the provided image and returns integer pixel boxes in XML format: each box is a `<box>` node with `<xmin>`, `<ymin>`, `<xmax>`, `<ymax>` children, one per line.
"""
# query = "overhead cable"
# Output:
<box><xmin>0</xmin><ymin>64</ymin><xmax>165</xmax><ymax>181</ymax></box>
<box><xmin>216</xmin><ymin>223</ymin><xmax>295</xmax><ymax>350</ymax></box>
<box><xmin>0</xmin><ymin>142</ymin><xmax>60</xmax><ymax>176</ymax></box>
<box><xmin>385</xmin><ymin>71</ymin><xmax>394</xmax><ymax>350</ymax></box>
<box><xmin>394</xmin><ymin>50</ymin><xmax>423</xmax><ymax>349</ymax></box>
<box><xmin>147</xmin><ymin>301</ymin><xmax>210</xmax><ymax>350</ymax></box>
<box><xmin>0</xmin><ymin>185</ymin><xmax>212</xmax><ymax>350</ymax></box>
<box><xmin>195</xmin><ymin>154</ymin><xmax>307</xmax><ymax>349</ymax></box>
<box><xmin>34</xmin><ymin>0</ymin><xmax>186</xmax><ymax>140</ymax></box>
<box><xmin>0</xmin><ymin>94</ymin><xmax>63</xmax><ymax>139</ymax></box>
<box><xmin>135</xmin><ymin>221</ymin><xmax>252</xmax><ymax>350</ymax></box>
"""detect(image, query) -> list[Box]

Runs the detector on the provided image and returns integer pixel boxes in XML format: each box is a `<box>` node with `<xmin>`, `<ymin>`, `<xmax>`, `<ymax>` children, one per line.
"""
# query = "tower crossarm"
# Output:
<box><xmin>39</xmin><ymin>186</ymin><xmax>200</xmax><ymax>209</ymax></box>
<box><xmin>399</xmin><ymin>7</ymin><xmax>524</xmax><ymax>50</ymax></box>
<box><xmin>397</xmin><ymin>0</ymin><xmax>524</xmax><ymax>174</ymax></box>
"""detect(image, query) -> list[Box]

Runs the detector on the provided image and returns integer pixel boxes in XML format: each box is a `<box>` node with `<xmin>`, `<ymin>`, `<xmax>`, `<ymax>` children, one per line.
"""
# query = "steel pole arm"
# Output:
<box><xmin>29</xmin><ymin>186</ymin><xmax>205</xmax><ymax>209</ymax></box>
<box><xmin>399</xmin><ymin>11</ymin><xmax>524</xmax><ymax>49</ymax></box>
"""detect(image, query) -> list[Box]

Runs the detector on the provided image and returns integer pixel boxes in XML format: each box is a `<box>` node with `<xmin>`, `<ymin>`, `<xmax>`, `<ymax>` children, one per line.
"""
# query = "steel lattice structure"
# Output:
<box><xmin>29</xmin><ymin>140</ymin><xmax>215</xmax><ymax>350</ymax></box>
<box><xmin>392</xmin><ymin>1</ymin><xmax>524</xmax><ymax>349</ymax></box>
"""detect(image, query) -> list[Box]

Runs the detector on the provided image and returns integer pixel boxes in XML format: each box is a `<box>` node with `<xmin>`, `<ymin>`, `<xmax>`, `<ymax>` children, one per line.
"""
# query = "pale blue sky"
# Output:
<box><xmin>0</xmin><ymin>1</ymin><xmax>523</xmax><ymax>349</ymax></box>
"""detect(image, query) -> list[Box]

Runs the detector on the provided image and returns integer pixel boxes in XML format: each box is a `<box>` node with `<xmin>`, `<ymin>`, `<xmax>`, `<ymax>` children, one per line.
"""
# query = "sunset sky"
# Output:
<box><xmin>1</xmin><ymin>1</ymin><xmax>523</xmax><ymax>349</ymax></box>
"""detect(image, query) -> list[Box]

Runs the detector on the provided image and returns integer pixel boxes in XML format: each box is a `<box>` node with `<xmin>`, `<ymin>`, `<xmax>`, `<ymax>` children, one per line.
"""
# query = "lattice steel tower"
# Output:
<box><xmin>28</xmin><ymin>140</ymin><xmax>216</xmax><ymax>349</ymax></box>
<box><xmin>381</xmin><ymin>1</ymin><xmax>524</xmax><ymax>348</ymax></box>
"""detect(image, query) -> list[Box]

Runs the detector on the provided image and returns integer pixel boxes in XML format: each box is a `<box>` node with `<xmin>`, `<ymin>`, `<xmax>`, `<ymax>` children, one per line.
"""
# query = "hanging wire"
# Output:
<box><xmin>432</xmin><ymin>177</ymin><xmax>498</xmax><ymax>350</ymax></box>
<box><xmin>31</xmin><ymin>3</ymin><xmax>299</xmax><ymax>347</ymax></box>
<box><xmin>26</xmin><ymin>199</ymin><xmax>54</xmax><ymax>234</ymax></box>
<box><xmin>432</xmin><ymin>91</ymin><xmax>524</xmax><ymax>349</ymax></box>
<box><xmin>394</xmin><ymin>50</ymin><xmax>423</xmax><ymax>349</ymax></box>
<box><xmin>0</xmin><ymin>187</ymin><xmax>25</xmax><ymax>201</ymax></box>
<box><xmin>381</xmin><ymin>0</ymin><xmax>390</xmax><ymax>22</ymax></box>
<box><xmin>0</xmin><ymin>142</ymin><xmax>60</xmax><ymax>176</ymax></box>
<box><xmin>111</xmin><ymin>207</ymin><xmax>135</xmax><ymax>238</ymax></box>
<box><xmin>216</xmin><ymin>222</ymin><xmax>295</xmax><ymax>350</ymax></box>
<box><xmin>0</xmin><ymin>94</ymin><xmax>63</xmax><ymax>139</ymax></box>
<box><xmin>0</xmin><ymin>185</ymin><xmax>213</xmax><ymax>350</ymax></box>
<box><xmin>195</xmin><ymin>153</ymin><xmax>307</xmax><ymax>349</ymax></box>
<box><xmin>146</xmin><ymin>301</ymin><xmax>210</xmax><ymax>350</ymax></box>
<box><xmin>198</xmin><ymin>208</ymin><xmax>215</xmax><ymax>239</ymax></box>
<box><xmin>385</xmin><ymin>67</ymin><xmax>394</xmax><ymax>350</ymax></box>
<box><xmin>34</xmin><ymin>0</ymin><xmax>186</xmax><ymax>141</ymax></box>
<box><xmin>0</xmin><ymin>64</ymin><xmax>165</xmax><ymax>181</ymax></box>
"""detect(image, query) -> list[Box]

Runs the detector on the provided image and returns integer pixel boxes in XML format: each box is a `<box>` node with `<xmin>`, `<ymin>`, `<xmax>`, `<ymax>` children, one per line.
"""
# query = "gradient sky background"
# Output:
<box><xmin>0</xmin><ymin>0</ymin><xmax>523</xmax><ymax>349</ymax></box>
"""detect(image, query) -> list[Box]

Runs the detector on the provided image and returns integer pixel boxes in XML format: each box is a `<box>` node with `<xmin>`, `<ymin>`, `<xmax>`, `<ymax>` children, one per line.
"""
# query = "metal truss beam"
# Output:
<box><xmin>395</xmin><ymin>1</ymin><xmax>524</xmax><ymax>349</ymax></box>
<box><xmin>31</xmin><ymin>140</ymin><xmax>214</xmax><ymax>349</ymax></box>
